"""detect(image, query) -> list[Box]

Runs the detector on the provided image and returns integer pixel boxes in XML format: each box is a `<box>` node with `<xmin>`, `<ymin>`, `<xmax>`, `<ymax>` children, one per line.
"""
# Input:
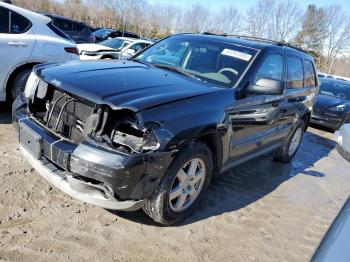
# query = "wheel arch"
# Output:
<box><xmin>6</xmin><ymin>62</ymin><xmax>41</xmax><ymax>101</ymax></box>
<box><xmin>197</xmin><ymin>133</ymin><xmax>223</xmax><ymax>174</ymax></box>
<box><xmin>301</xmin><ymin>112</ymin><xmax>311</xmax><ymax>132</ymax></box>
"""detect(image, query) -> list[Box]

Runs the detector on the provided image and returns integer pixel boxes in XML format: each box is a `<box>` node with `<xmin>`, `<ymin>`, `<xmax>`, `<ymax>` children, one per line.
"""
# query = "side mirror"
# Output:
<box><xmin>247</xmin><ymin>78</ymin><xmax>285</xmax><ymax>95</ymax></box>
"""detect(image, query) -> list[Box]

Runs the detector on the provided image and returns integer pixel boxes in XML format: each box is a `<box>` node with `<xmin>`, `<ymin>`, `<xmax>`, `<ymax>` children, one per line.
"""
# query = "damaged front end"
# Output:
<box><xmin>13</xmin><ymin>77</ymin><xmax>175</xmax><ymax>210</ymax></box>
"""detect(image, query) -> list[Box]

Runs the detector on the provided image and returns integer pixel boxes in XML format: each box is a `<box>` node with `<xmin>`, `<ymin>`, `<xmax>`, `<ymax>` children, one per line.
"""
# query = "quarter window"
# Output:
<box><xmin>286</xmin><ymin>56</ymin><xmax>304</xmax><ymax>88</ymax></box>
<box><xmin>54</xmin><ymin>18</ymin><xmax>73</xmax><ymax>31</ymax></box>
<box><xmin>304</xmin><ymin>60</ymin><xmax>317</xmax><ymax>87</ymax></box>
<box><xmin>10</xmin><ymin>12</ymin><xmax>31</xmax><ymax>34</ymax></box>
<box><xmin>254</xmin><ymin>54</ymin><xmax>283</xmax><ymax>83</ymax></box>
<box><xmin>0</xmin><ymin>7</ymin><xmax>10</xmax><ymax>33</ymax></box>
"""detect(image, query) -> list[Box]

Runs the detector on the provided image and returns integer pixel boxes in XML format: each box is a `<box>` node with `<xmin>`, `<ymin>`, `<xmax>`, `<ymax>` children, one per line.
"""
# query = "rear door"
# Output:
<box><xmin>278</xmin><ymin>54</ymin><xmax>309</xmax><ymax>138</ymax></box>
<box><xmin>0</xmin><ymin>6</ymin><xmax>35</xmax><ymax>97</ymax></box>
<box><xmin>229</xmin><ymin>53</ymin><xmax>286</xmax><ymax>160</ymax></box>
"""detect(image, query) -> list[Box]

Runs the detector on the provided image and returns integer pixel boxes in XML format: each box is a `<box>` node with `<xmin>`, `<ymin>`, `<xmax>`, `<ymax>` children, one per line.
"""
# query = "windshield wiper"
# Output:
<box><xmin>153</xmin><ymin>64</ymin><xmax>202</xmax><ymax>81</ymax></box>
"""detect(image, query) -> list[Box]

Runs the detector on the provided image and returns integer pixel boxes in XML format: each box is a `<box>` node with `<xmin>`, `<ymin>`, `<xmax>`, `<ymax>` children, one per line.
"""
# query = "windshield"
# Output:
<box><xmin>100</xmin><ymin>38</ymin><xmax>130</xmax><ymax>50</ymax></box>
<box><xmin>133</xmin><ymin>35</ymin><xmax>258</xmax><ymax>87</ymax></box>
<box><xmin>319</xmin><ymin>80</ymin><xmax>350</xmax><ymax>100</ymax></box>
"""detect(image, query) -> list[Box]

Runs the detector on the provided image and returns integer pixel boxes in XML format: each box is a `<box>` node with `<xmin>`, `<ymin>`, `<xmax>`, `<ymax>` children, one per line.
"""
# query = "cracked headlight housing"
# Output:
<box><xmin>24</xmin><ymin>71</ymin><xmax>40</xmax><ymax>100</ymax></box>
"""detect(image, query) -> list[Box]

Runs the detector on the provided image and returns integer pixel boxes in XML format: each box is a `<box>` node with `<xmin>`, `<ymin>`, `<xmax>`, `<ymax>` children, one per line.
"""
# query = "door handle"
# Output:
<box><xmin>8</xmin><ymin>41</ymin><xmax>27</xmax><ymax>47</ymax></box>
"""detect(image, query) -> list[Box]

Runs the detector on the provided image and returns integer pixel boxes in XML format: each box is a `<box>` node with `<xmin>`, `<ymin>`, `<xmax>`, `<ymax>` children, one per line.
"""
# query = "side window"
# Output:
<box><xmin>254</xmin><ymin>54</ymin><xmax>283</xmax><ymax>83</ymax></box>
<box><xmin>129</xmin><ymin>43</ymin><xmax>143</xmax><ymax>52</ymax></box>
<box><xmin>0</xmin><ymin>7</ymin><xmax>10</xmax><ymax>33</ymax></box>
<box><xmin>286</xmin><ymin>56</ymin><xmax>304</xmax><ymax>88</ymax></box>
<box><xmin>10</xmin><ymin>12</ymin><xmax>31</xmax><ymax>34</ymax></box>
<box><xmin>304</xmin><ymin>60</ymin><xmax>317</xmax><ymax>87</ymax></box>
<box><xmin>54</xmin><ymin>18</ymin><xmax>73</xmax><ymax>32</ymax></box>
<box><xmin>74</xmin><ymin>23</ymin><xmax>85</xmax><ymax>32</ymax></box>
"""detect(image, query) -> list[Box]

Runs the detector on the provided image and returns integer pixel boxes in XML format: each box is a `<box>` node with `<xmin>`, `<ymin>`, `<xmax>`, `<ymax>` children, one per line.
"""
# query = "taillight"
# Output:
<box><xmin>64</xmin><ymin>47</ymin><xmax>79</xmax><ymax>55</ymax></box>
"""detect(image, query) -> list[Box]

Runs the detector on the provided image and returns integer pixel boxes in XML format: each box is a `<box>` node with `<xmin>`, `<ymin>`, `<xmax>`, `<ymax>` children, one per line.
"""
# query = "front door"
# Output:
<box><xmin>229</xmin><ymin>53</ymin><xmax>285</xmax><ymax>160</ymax></box>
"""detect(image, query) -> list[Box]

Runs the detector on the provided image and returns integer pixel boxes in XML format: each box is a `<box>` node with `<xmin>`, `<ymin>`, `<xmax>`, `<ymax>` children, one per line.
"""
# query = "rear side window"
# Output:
<box><xmin>47</xmin><ymin>22</ymin><xmax>71</xmax><ymax>40</ymax></box>
<box><xmin>254</xmin><ymin>54</ymin><xmax>283</xmax><ymax>83</ymax></box>
<box><xmin>54</xmin><ymin>18</ymin><xmax>73</xmax><ymax>31</ymax></box>
<box><xmin>0</xmin><ymin>7</ymin><xmax>10</xmax><ymax>33</ymax></box>
<box><xmin>286</xmin><ymin>56</ymin><xmax>304</xmax><ymax>88</ymax></box>
<box><xmin>75</xmin><ymin>23</ymin><xmax>87</xmax><ymax>32</ymax></box>
<box><xmin>304</xmin><ymin>60</ymin><xmax>317</xmax><ymax>87</ymax></box>
<box><xmin>10</xmin><ymin>12</ymin><xmax>31</xmax><ymax>33</ymax></box>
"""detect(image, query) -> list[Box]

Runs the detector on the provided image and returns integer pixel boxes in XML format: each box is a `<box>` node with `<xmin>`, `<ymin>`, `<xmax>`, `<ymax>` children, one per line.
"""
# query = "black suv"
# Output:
<box><xmin>43</xmin><ymin>14</ymin><xmax>95</xmax><ymax>43</ymax></box>
<box><xmin>13</xmin><ymin>34</ymin><xmax>318</xmax><ymax>225</ymax></box>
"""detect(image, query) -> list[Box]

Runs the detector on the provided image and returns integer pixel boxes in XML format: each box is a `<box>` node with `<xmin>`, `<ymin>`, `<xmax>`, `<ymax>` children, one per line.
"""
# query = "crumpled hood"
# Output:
<box><xmin>77</xmin><ymin>43</ymin><xmax>115</xmax><ymax>52</ymax></box>
<box><xmin>34</xmin><ymin>60</ymin><xmax>222</xmax><ymax>112</ymax></box>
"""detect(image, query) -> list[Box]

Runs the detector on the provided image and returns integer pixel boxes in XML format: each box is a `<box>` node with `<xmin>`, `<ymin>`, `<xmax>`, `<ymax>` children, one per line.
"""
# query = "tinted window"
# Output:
<box><xmin>0</xmin><ymin>7</ymin><xmax>10</xmax><ymax>33</ymax></box>
<box><xmin>54</xmin><ymin>18</ymin><xmax>73</xmax><ymax>31</ymax></box>
<box><xmin>254</xmin><ymin>54</ymin><xmax>283</xmax><ymax>82</ymax></box>
<box><xmin>286</xmin><ymin>56</ymin><xmax>304</xmax><ymax>88</ymax></box>
<box><xmin>304</xmin><ymin>60</ymin><xmax>316</xmax><ymax>87</ymax></box>
<box><xmin>75</xmin><ymin>23</ymin><xmax>85</xmax><ymax>32</ymax></box>
<box><xmin>47</xmin><ymin>22</ymin><xmax>71</xmax><ymax>40</ymax></box>
<box><xmin>11</xmin><ymin>12</ymin><xmax>31</xmax><ymax>33</ymax></box>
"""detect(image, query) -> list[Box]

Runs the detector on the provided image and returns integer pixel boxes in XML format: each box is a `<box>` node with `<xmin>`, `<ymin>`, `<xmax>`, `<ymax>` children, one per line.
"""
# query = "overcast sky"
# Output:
<box><xmin>149</xmin><ymin>0</ymin><xmax>350</xmax><ymax>11</ymax></box>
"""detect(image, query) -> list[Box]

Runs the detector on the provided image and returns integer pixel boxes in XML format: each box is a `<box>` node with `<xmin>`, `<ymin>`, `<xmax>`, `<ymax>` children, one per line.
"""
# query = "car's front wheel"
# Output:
<box><xmin>273</xmin><ymin>119</ymin><xmax>305</xmax><ymax>162</ymax></box>
<box><xmin>143</xmin><ymin>141</ymin><xmax>213</xmax><ymax>225</ymax></box>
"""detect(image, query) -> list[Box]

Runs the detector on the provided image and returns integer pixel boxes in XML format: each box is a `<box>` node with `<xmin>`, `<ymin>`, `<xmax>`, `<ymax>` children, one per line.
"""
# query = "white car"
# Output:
<box><xmin>0</xmin><ymin>2</ymin><xmax>79</xmax><ymax>101</ymax></box>
<box><xmin>78</xmin><ymin>37</ymin><xmax>152</xmax><ymax>60</ymax></box>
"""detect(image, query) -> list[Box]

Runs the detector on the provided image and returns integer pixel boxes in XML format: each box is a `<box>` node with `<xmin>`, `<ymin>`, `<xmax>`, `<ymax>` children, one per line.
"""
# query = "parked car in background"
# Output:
<box><xmin>78</xmin><ymin>37</ymin><xmax>152</xmax><ymax>60</ymax></box>
<box><xmin>312</xmin><ymin>124</ymin><xmax>350</xmax><ymax>262</ymax></box>
<box><xmin>0</xmin><ymin>2</ymin><xmax>79</xmax><ymax>101</ymax></box>
<box><xmin>318</xmin><ymin>72</ymin><xmax>350</xmax><ymax>82</ymax></box>
<box><xmin>311</xmin><ymin>79</ymin><xmax>350</xmax><ymax>131</ymax></box>
<box><xmin>335</xmin><ymin>124</ymin><xmax>350</xmax><ymax>162</ymax></box>
<box><xmin>42</xmin><ymin>14</ymin><xmax>95</xmax><ymax>44</ymax></box>
<box><xmin>13</xmin><ymin>33</ymin><xmax>318</xmax><ymax>225</ymax></box>
<box><xmin>92</xmin><ymin>28</ymin><xmax>139</xmax><ymax>42</ymax></box>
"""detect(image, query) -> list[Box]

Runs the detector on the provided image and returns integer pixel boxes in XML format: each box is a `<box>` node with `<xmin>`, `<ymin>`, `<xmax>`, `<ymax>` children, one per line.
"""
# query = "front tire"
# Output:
<box><xmin>273</xmin><ymin>119</ymin><xmax>305</xmax><ymax>163</ymax></box>
<box><xmin>11</xmin><ymin>69</ymin><xmax>32</xmax><ymax>100</ymax></box>
<box><xmin>143</xmin><ymin>141</ymin><xmax>213</xmax><ymax>225</ymax></box>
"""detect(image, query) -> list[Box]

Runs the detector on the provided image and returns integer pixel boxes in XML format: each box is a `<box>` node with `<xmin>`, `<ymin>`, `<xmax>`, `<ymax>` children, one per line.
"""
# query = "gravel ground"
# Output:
<box><xmin>0</xmin><ymin>102</ymin><xmax>349</xmax><ymax>262</ymax></box>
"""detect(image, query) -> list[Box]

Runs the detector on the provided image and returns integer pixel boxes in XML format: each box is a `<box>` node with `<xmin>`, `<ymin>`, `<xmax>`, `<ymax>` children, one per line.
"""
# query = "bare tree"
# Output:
<box><xmin>211</xmin><ymin>6</ymin><xmax>243</xmax><ymax>35</ymax></box>
<box><xmin>322</xmin><ymin>5</ymin><xmax>350</xmax><ymax>72</ymax></box>
<box><xmin>245</xmin><ymin>0</ymin><xmax>275</xmax><ymax>38</ymax></box>
<box><xmin>268</xmin><ymin>0</ymin><xmax>302</xmax><ymax>41</ymax></box>
<box><xmin>183</xmin><ymin>3</ymin><xmax>210</xmax><ymax>33</ymax></box>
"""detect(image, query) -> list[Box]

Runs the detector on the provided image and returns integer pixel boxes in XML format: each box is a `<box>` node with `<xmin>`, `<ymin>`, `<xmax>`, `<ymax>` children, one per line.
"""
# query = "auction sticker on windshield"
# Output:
<box><xmin>221</xmin><ymin>49</ymin><xmax>252</xmax><ymax>61</ymax></box>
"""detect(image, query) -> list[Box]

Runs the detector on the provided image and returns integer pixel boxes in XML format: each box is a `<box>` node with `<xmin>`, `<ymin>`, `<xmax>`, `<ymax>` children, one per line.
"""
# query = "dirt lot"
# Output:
<box><xmin>0</xmin><ymin>102</ymin><xmax>349</xmax><ymax>262</ymax></box>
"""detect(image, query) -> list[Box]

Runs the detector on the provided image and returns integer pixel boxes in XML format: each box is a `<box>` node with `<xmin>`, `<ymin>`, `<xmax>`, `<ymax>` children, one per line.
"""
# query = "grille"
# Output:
<box><xmin>43</xmin><ymin>89</ymin><xmax>95</xmax><ymax>144</ymax></box>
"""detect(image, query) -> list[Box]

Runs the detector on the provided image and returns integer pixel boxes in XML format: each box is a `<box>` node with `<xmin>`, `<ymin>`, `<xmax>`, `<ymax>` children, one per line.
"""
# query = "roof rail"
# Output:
<box><xmin>202</xmin><ymin>32</ymin><xmax>306</xmax><ymax>53</ymax></box>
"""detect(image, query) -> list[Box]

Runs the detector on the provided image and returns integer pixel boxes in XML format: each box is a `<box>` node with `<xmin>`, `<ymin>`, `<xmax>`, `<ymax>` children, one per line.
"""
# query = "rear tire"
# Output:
<box><xmin>273</xmin><ymin>119</ymin><xmax>305</xmax><ymax>163</ymax></box>
<box><xmin>11</xmin><ymin>69</ymin><xmax>32</xmax><ymax>100</ymax></box>
<box><xmin>143</xmin><ymin>141</ymin><xmax>213</xmax><ymax>225</ymax></box>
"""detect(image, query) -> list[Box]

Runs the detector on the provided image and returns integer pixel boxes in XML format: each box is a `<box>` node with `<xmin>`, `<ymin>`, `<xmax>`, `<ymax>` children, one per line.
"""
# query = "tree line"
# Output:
<box><xmin>12</xmin><ymin>0</ymin><xmax>350</xmax><ymax>75</ymax></box>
